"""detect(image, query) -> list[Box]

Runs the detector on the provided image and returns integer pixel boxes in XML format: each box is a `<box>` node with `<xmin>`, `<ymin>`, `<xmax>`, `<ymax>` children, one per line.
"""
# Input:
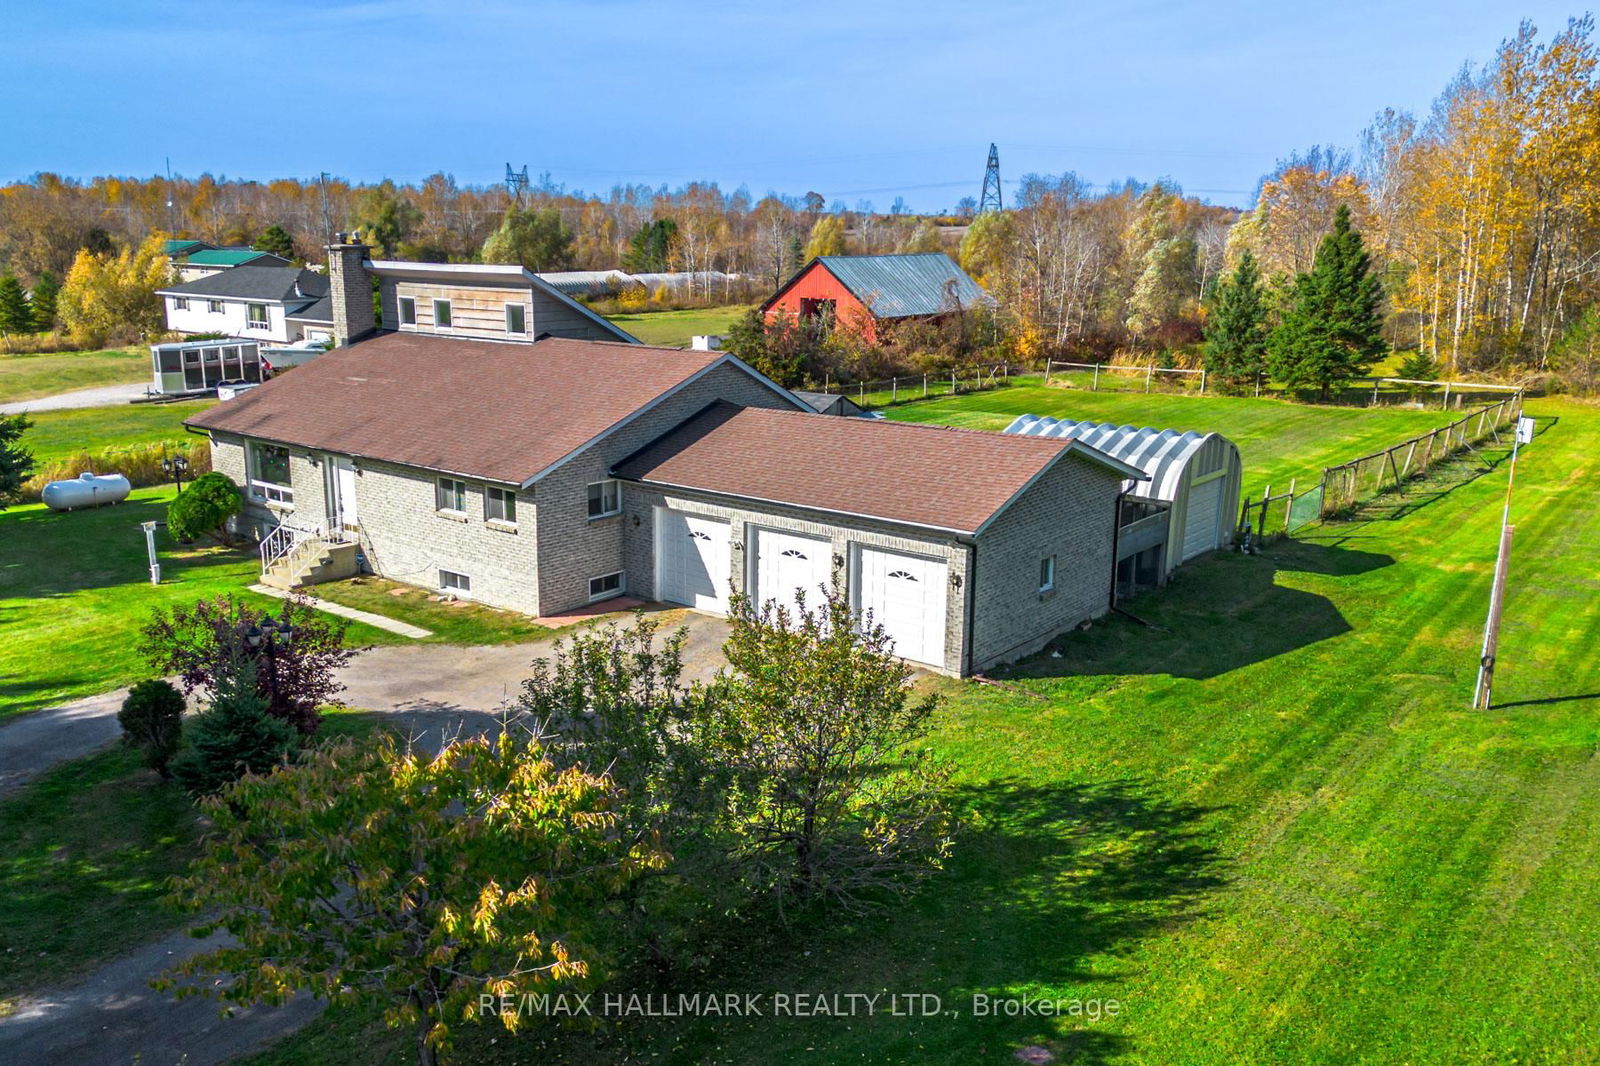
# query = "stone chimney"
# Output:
<box><xmin>327</xmin><ymin>231</ymin><xmax>375</xmax><ymax>347</ymax></box>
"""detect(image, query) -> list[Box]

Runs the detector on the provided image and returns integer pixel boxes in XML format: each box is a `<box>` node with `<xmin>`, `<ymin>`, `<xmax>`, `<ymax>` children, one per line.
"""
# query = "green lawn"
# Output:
<box><xmin>258</xmin><ymin>398</ymin><xmax>1600</xmax><ymax>1064</ymax></box>
<box><xmin>605</xmin><ymin>305</ymin><xmax>751</xmax><ymax>348</ymax></box>
<box><xmin>886</xmin><ymin>382</ymin><xmax>1452</xmax><ymax>501</ymax></box>
<box><xmin>21</xmin><ymin>400</ymin><xmax>213</xmax><ymax>463</ymax></box>
<box><xmin>310</xmin><ymin>576</ymin><xmax>554</xmax><ymax>645</ymax></box>
<box><xmin>0</xmin><ymin>486</ymin><xmax>391</xmax><ymax>720</ymax></box>
<box><xmin>0</xmin><ymin>346</ymin><xmax>147</xmax><ymax>404</ymax></box>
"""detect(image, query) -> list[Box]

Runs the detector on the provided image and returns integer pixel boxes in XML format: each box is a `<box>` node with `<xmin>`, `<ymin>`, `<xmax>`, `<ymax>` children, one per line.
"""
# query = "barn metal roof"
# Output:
<box><xmin>814</xmin><ymin>254</ymin><xmax>996</xmax><ymax>319</ymax></box>
<box><xmin>1003</xmin><ymin>414</ymin><xmax>1228</xmax><ymax>501</ymax></box>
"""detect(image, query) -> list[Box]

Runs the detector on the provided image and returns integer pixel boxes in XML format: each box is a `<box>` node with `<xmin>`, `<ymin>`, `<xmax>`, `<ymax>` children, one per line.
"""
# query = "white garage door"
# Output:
<box><xmin>656</xmin><ymin>509</ymin><xmax>730</xmax><ymax>613</ymax></box>
<box><xmin>753</xmin><ymin>528</ymin><xmax>832</xmax><ymax>621</ymax></box>
<box><xmin>1181</xmin><ymin>476</ymin><xmax>1224</xmax><ymax>561</ymax></box>
<box><xmin>856</xmin><ymin>547</ymin><xmax>948</xmax><ymax>668</ymax></box>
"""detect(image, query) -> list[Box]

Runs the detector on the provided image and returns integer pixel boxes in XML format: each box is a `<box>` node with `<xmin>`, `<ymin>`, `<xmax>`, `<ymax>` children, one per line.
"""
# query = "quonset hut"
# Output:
<box><xmin>1004</xmin><ymin>415</ymin><xmax>1243</xmax><ymax>594</ymax></box>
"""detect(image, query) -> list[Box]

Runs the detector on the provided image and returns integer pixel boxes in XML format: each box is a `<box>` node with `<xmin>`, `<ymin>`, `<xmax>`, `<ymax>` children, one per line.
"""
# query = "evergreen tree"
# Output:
<box><xmin>622</xmin><ymin>218</ymin><xmax>678</xmax><ymax>272</ymax></box>
<box><xmin>0</xmin><ymin>414</ymin><xmax>36</xmax><ymax>510</ymax></box>
<box><xmin>1267</xmin><ymin>205</ymin><xmax>1386</xmax><ymax>399</ymax></box>
<box><xmin>0</xmin><ymin>274</ymin><xmax>32</xmax><ymax>334</ymax></box>
<box><xmin>171</xmin><ymin>655</ymin><xmax>297</xmax><ymax>797</ymax></box>
<box><xmin>1203</xmin><ymin>251</ymin><xmax>1268</xmax><ymax>389</ymax></box>
<box><xmin>29</xmin><ymin>273</ymin><xmax>59</xmax><ymax>332</ymax></box>
<box><xmin>252</xmin><ymin>224</ymin><xmax>296</xmax><ymax>261</ymax></box>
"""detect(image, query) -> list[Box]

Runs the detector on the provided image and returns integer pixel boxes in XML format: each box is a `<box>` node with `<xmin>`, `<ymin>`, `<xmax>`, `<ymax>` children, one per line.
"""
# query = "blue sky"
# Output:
<box><xmin>0</xmin><ymin>1</ymin><xmax>1582</xmax><ymax>210</ymax></box>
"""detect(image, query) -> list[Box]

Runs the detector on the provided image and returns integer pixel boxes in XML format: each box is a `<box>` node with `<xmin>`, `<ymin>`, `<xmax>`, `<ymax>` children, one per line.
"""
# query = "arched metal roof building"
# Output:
<box><xmin>1004</xmin><ymin>414</ymin><xmax>1243</xmax><ymax>574</ymax></box>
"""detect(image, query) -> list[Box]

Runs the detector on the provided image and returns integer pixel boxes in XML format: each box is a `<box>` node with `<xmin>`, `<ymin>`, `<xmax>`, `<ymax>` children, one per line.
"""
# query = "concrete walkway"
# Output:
<box><xmin>249</xmin><ymin>583</ymin><xmax>433</xmax><ymax>638</ymax></box>
<box><xmin>0</xmin><ymin>608</ymin><xmax>729</xmax><ymax>1063</ymax></box>
<box><xmin>0</xmin><ymin>381</ymin><xmax>149</xmax><ymax>415</ymax></box>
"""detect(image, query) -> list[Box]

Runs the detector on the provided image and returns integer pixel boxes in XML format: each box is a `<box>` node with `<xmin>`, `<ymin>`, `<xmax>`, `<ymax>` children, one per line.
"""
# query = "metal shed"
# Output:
<box><xmin>1004</xmin><ymin>414</ymin><xmax>1243</xmax><ymax>580</ymax></box>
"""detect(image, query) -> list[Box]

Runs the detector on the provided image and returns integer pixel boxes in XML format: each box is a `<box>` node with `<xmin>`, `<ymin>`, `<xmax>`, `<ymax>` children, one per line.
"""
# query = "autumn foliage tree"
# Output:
<box><xmin>57</xmin><ymin>233</ymin><xmax>170</xmax><ymax>345</ymax></box>
<box><xmin>163</xmin><ymin>730</ymin><xmax>666</xmax><ymax>1066</ymax></box>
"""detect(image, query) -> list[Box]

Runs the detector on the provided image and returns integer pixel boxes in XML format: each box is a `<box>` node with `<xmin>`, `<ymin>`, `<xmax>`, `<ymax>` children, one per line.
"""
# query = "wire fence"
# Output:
<box><xmin>815</xmin><ymin>362</ymin><xmax>1025</xmax><ymax>409</ymax></box>
<box><xmin>1044</xmin><ymin>360</ymin><xmax>1209</xmax><ymax>394</ymax></box>
<box><xmin>1238</xmin><ymin>393</ymin><xmax>1524</xmax><ymax>537</ymax></box>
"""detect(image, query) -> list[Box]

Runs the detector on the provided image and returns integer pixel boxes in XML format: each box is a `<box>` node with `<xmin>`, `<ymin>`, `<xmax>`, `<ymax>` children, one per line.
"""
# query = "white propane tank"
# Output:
<box><xmin>41</xmin><ymin>472</ymin><xmax>132</xmax><ymax>511</ymax></box>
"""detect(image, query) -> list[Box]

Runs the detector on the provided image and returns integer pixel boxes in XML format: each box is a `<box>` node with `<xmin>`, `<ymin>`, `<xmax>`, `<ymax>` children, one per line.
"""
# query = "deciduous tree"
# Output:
<box><xmin>481</xmin><ymin>206</ymin><xmax>575</xmax><ymax>271</ymax></box>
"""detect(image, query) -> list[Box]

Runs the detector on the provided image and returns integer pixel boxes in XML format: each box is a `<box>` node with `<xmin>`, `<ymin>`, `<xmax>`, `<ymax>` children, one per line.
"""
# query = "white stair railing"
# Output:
<box><xmin>259</xmin><ymin>522</ymin><xmax>322</xmax><ymax>572</ymax></box>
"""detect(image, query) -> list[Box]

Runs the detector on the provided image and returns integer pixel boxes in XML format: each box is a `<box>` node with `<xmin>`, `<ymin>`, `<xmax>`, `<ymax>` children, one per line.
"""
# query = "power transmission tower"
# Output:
<box><xmin>979</xmin><ymin>143</ymin><xmax>1003</xmax><ymax>213</ymax></box>
<box><xmin>505</xmin><ymin>163</ymin><xmax>529</xmax><ymax>205</ymax></box>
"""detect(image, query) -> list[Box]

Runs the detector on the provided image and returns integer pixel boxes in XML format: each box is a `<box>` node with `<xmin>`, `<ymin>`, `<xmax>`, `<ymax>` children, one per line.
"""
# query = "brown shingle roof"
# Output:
<box><xmin>186</xmin><ymin>333</ymin><xmax>732</xmax><ymax>484</ymax></box>
<box><xmin>612</xmin><ymin>402</ymin><xmax>1139</xmax><ymax>534</ymax></box>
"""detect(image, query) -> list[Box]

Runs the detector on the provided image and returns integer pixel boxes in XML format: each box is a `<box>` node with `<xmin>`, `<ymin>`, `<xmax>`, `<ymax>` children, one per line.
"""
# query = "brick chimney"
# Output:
<box><xmin>327</xmin><ymin>232</ymin><xmax>375</xmax><ymax>347</ymax></box>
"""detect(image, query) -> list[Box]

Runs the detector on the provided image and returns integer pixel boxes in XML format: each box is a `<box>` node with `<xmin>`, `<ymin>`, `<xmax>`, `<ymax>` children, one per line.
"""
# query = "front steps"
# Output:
<box><xmin>260</xmin><ymin>537</ymin><xmax>359</xmax><ymax>589</ymax></box>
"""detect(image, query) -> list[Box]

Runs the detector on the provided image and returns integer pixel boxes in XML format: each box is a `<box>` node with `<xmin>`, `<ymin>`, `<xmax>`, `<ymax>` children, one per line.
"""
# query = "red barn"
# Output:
<box><xmin>761</xmin><ymin>252</ymin><xmax>996</xmax><ymax>344</ymax></box>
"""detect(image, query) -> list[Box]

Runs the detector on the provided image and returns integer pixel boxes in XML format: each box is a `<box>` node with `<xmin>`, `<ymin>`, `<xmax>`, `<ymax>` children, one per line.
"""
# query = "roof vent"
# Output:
<box><xmin>334</xmin><ymin>231</ymin><xmax>347</xmax><ymax>244</ymax></box>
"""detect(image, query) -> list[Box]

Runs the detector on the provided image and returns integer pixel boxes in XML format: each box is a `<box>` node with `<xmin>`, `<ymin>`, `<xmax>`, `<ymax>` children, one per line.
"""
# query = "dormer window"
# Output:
<box><xmin>398</xmin><ymin>296</ymin><xmax>416</xmax><ymax>325</ymax></box>
<box><xmin>505</xmin><ymin>303</ymin><xmax>527</xmax><ymax>334</ymax></box>
<box><xmin>433</xmin><ymin>299</ymin><xmax>452</xmax><ymax>329</ymax></box>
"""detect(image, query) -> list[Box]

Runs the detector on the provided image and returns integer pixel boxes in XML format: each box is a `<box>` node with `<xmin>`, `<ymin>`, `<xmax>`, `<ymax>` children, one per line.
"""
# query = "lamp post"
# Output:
<box><xmin>239</xmin><ymin>615</ymin><xmax>295</xmax><ymax>714</ymax></box>
<box><xmin>162</xmin><ymin>454</ymin><xmax>190</xmax><ymax>493</ymax></box>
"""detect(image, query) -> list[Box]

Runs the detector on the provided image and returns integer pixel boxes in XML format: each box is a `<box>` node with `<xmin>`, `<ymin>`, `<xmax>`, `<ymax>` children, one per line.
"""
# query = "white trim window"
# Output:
<box><xmin>432</xmin><ymin>298</ymin><xmax>452</xmax><ymax>329</ymax></box>
<box><xmin>1039</xmin><ymin>555</ymin><xmax>1056</xmax><ymax>593</ymax></box>
<box><xmin>588</xmin><ymin>571</ymin><xmax>624</xmax><ymax>602</ymax></box>
<box><xmin>246</xmin><ymin>303</ymin><xmax>270</xmax><ymax>330</ymax></box>
<box><xmin>398</xmin><ymin>296</ymin><xmax>416</xmax><ymax>325</ymax></box>
<box><xmin>173</xmin><ymin>296</ymin><xmax>189</xmax><ymax>311</ymax></box>
<box><xmin>439</xmin><ymin>570</ymin><xmax>471</xmax><ymax>595</ymax></box>
<box><xmin>208</xmin><ymin>299</ymin><xmax>224</xmax><ymax>314</ymax></box>
<box><xmin>485</xmin><ymin>485</ymin><xmax>517</xmax><ymax>524</ymax></box>
<box><xmin>505</xmin><ymin>302</ymin><xmax>527</xmax><ymax>334</ymax></box>
<box><xmin>249</xmin><ymin>442</ymin><xmax>294</xmax><ymax>505</ymax></box>
<box><xmin>586</xmin><ymin>479</ymin><xmax>621</xmax><ymax>519</ymax></box>
<box><xmin>435</xmin><ymin>477</ymin><xmax>467</xmax><ymax>515</ymax></box>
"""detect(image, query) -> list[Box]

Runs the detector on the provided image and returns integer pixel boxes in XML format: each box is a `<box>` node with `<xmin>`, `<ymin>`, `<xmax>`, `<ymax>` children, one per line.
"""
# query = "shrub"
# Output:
<box><xmin>166</xmin><ymin>471</ymin><xmax>241</xmax><ymax>543</ymax></box>
<box><xmin>141</xmin><ymin>593</ymin><xmax>355</xmax><ymax>736</ymax></box>
<box><xmin>171</xmin><ymin>656</ymin><xmax>298</xmax><ymax>796</ymax></box>
<box><xmin>118</xmin><ymin>678</ymin><xmax>185</xmax><ymax>778</ymax></box>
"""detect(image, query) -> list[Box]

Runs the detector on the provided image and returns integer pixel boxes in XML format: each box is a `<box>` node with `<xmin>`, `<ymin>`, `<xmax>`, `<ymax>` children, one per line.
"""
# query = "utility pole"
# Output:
<box><xmin>1473</xmin><ymin>413</ymin><xmax>1535</xmax><ymax>709</ymax></box>
<box><xmin>317</xmin><ymin>172</ymin><xmax>334</xmax><ymax>244</ymax></box>
<box><xmin>165</xmin><ymin>157</ymin><xmax>176</xmax><ymax>233</ymax></box>
<box><xmin>979</xmin><ymin>144</ymin><xmax>1002</xmax><ymax>214</ymax></box>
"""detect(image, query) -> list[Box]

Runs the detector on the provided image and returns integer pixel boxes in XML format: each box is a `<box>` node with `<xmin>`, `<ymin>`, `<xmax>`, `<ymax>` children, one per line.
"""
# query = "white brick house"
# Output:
<box><xmin>186</xmin><ymin>240</ymin><xmax>1143</xmax><ymax>676</ymax></box>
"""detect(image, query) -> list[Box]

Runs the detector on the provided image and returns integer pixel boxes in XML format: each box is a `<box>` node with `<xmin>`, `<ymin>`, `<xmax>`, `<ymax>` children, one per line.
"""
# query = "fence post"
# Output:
<box><xmin>1200</xmin><ymin>369</ymin><xmax>1207</xmax><ymax>394</ymax></box>
<box><xmin>1442</xmin><ymin>382</ymin><xmax>1451</xmax><ymax>410</ymax></box>
<box><xmin>1093</xmin><ymin>364</ymin><xmax>1100</xmax><ymax>391</ymax></box>
<box><xmin>1284</xmin><ymin>477</ymin><xmax>1296</xmax><ymax>532</ymax></box>
<box><xmin>891</xmin><ymin>377</ymin><xmax>898</xmax><ymax>404</ymax></box>
<box><xmin>859</xmin><ymin>381</ymin><xmax>865</xmax><ymax>403</ymax></box>
<box><xmin>952</xmin><ymin>369</ymin><xmax>958</xmax><ymax>395</ymax></box>
<box><xmin>1044</xmin><ymin>361</ymin><xmax>1052</xmax><ymax>384</ymax></box>
<box><xmin>1146</xmin><ymin>365</ymin><xmax>1154</xmax><ymax>392</ymax></box>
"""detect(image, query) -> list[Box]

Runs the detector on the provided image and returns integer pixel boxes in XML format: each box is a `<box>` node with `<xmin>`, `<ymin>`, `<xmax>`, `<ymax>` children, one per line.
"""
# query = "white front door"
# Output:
<box><xmin>332</xmin><ymin>457</ymin><xmax>359</xmax><ymax>530</ymax></box>
<box><xmin>656</xmin><ymin>509</ymin><xmax>730</xmax><ymax>613</ymax></box>
<box><xmin>856</xmin><ymin>547</ymin><xmax>949</xmax><ymax>668</ymax></box>
<box><xmin>753</xmin><ymin>528</ymin><xmax>832</xmax><ymax>621</ymax></box>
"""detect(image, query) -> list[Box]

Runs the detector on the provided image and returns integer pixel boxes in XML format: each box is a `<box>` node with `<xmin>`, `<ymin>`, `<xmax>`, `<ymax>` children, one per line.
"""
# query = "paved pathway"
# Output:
<box><xmin>0</xmin><ymin>608</ymin><xmax>729</xmax><ymax>1063</ymax></box>
<box><xmin>0</xmin><ymin>382</ymin><xmax>150</xmax><ymax>415</ymax></box>
<box><xmin>249</xmin><ymin>583</ymin><xmax>433</xmax><ymax>638</ymax></box>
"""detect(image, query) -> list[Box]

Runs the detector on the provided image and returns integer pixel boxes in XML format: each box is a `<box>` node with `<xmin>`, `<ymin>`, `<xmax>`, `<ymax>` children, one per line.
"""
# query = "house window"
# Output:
<box><xmin>249</xmin><ymin>442</ymin><xmax>293</xmax><ymax>505</ymax></box>
<box><xmin>432</xmin><ymin>299</ymin><xmax>452</xmax><ymax>328</ymax></box>
<box><xmin>588</xmin><ymin>571</ymin><xmax>624</xmax><ymax>602</ymax></box>
<box><xmin>398</xmin><ymin>296</ymin><xmax>416</xmax><ymax>325</ymax></box>
<box><xmin>505</xmin><ymin>303</ymin><xmax>527</xmax><ymax>334</ymax></box>
<box><xmin>439</xmin><ymin>570</ymin><xmax>471</xmax><ymax>595</ymax></box>
<box><xmin>1039</xmin><ymin>555</ymin><xmax>1056</xmax><ymax>593</ymax></box>
<box><xmin>435</xmin><ymin>477</ymin><xmax>467</xmax><ymax>514</ymax></box>
<box><xmin>173</xmin><ymin>296</ymin><xmax>189</xmax><ymax>311</ymax></box>
<box><xmin>586</xmin><ymin>479</ymin><xmax>621</xmax><ymax>519</ymax></box>
<box><xmin>246</xmin><ymin>303</ymin><xmax>270</xmax><ymax>330</ymax></box>
<box><xmin>485</xmin><ymin>486</ymin><xmax>517</xmax><ymax>524</ymax></box>
<box><xmin>208</xmin><ymin>299</ymin><xmax>224</xmax><ymax>313</ymax></box>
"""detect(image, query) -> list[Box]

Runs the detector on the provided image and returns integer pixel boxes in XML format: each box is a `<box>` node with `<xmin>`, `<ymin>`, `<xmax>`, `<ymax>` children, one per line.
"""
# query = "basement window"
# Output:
<box><xmin>588</xmin><ymin>571</ymin><xmax>625</xmax><ymax>602</ymax></box>
<box><xmin>435</xmin><ymin>477</ymin><xmax>467</xmax><ymax>515</ymax></box>
<box><xmin>586</xmin><ymin>479</ymin><xmax>621</xmax><ymax>519</ymax></box>
<box><xmin>398</xmin><ymin>296</ymin><xmax>416</xmax><ymax>325</ymax></box>
<box><xmin>485</xmin><ymin>486</ymin><xmax>517</xmax><ymax>524</ymax></box>
<box><xmin>433</xmin><ymin>298</ymin><xmax>452</xmax><ymax>329</ymax></box>
<box><xmin>1039</xmin><ymin>555</ymin><xmax>1056</xmax><ymax>593</ymax></box>
<box><xmin>505</xmin><ymin>303</ymin><xmax>527</xmax><ymax>334</ymax></box>
<box><xmin>439</xmin><ymin>570</ymin><xmax>471</xmax><ymax>595</ymax></box>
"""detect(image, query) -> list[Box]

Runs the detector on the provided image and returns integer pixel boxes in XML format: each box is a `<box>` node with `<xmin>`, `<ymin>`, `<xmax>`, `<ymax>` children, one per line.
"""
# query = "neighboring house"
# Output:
<box><xmin>184</xmin><ymin>238</ymin><xmax>1139</xmax><ymax>677</ymax></box>
<box><xmin>762</xmin><ymin>253</ymin><xmax>996</xmax><ymax>343</ymax></box>
<box><xmin>175</xmin><ymin>248</ymin><xmax>291</xmax><ymax>281</ymax></box>
<box><xmin>162</xmin><ymin>238</ymin><xmax>214</xmax><ymax>260</ymax></box>
<box><xmin>159</xmin><ymin>266</ymin><xmax>333</xmax><ymax>344</ymax></box>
